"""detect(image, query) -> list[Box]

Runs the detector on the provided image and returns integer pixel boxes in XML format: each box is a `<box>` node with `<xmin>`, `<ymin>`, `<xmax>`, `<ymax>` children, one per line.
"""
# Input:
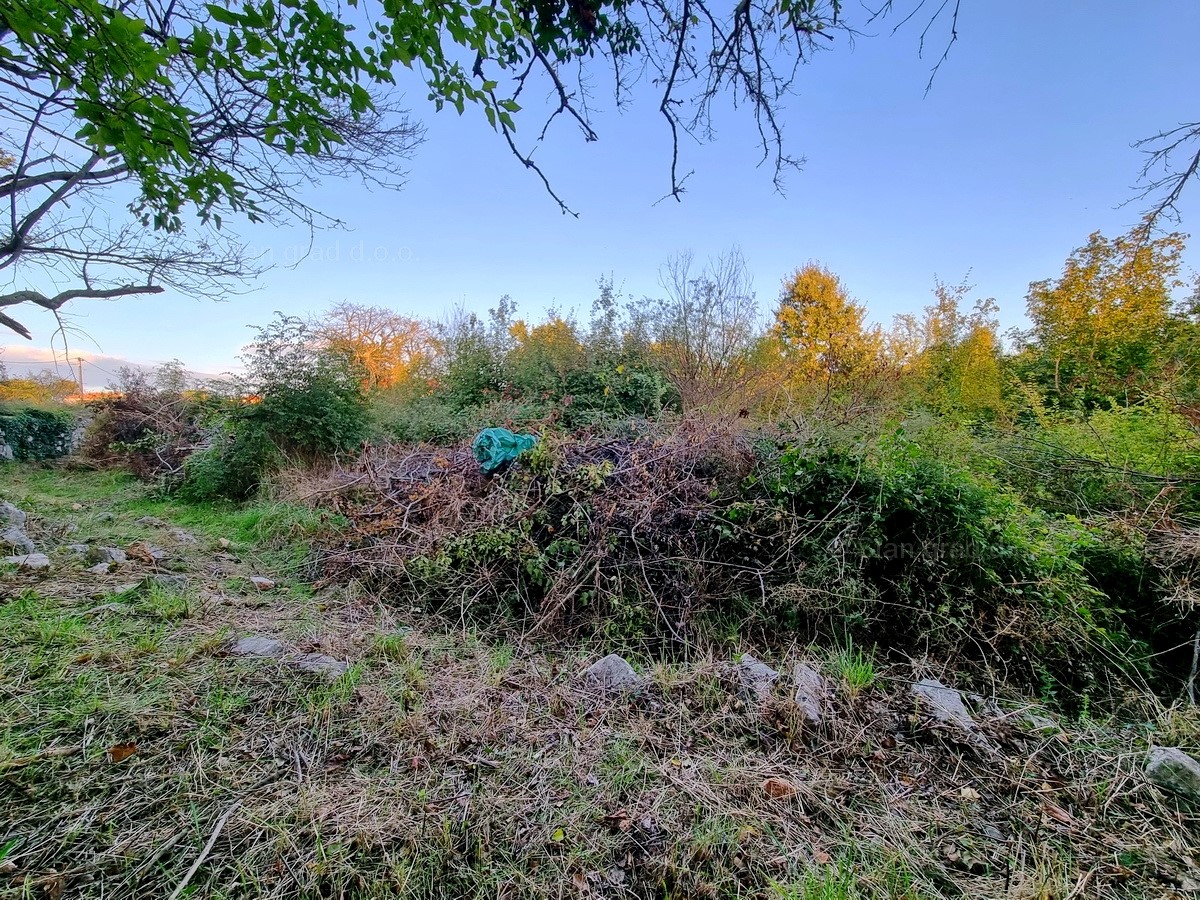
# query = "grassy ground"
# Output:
<box><xmin>2</xmin><ymin>462</ymin><xmax>1200</xmax><ymax>899</ymax></box>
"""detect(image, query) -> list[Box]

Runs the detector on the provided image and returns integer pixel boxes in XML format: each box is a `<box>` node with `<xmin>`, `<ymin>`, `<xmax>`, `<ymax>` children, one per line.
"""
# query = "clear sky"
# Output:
<box><xmin>3</xmin><ymin>1</ymin><xmax>1198</xmax><ymax>386</ymax></box>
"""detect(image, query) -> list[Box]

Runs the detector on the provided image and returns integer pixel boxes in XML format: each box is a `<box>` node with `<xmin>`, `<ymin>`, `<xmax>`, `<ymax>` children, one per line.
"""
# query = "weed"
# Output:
<box><xmin>830</xmin><ymin>642</ymin><xmax>876</xmax><ymax>698</ymax></box>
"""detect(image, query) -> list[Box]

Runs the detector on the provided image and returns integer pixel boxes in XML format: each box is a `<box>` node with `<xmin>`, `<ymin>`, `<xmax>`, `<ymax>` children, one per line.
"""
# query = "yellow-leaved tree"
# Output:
<box><xmin>507</xmin><ymin>314</ymin><xmax>586</xmax><ymax>396</ymax></box>
<box><xmin>890</xmin><ymin>278</ymin><xmax>1007</xmax><ymax>420</ymax></box>
<box><xmin>313</xmin><ymin>302</ymin><xmax>434</xmax><ymax>392</ymax></box>
<box><xmin>769</xmin><ymin>263</ymin><xmax>883</xmax><ymax>395</ymax></box>
<box><xmin>1022</xmin><ymin>223</ymin><xmax>1188</xmax><ymax>406</ymax></box>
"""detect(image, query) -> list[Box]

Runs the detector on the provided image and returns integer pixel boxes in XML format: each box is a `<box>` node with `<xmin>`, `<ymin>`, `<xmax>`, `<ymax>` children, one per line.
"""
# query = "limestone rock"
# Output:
<box><xmin>169</xmin><ymin>528</ymin><xmax>198</xmax><ymax>544</ymax></box>
<box><xmin>65</xmin><ymin>543</ymin><xmax>90</xmax><ymax>555</ymax></box>
<box><xmin>2</xmin><ymin>526</ymin><xmax>35</xmax><ymax>555</ymax></box>
<box><xmin>249</xmin><ymin>576</ymin><xmax>275</xmax><ymax>591</ymax></box>
<box><xmin>86</xmin><ymin>562</ymin><xmax>112</xmax><ymax>575</ymax></box>
<box><xmin>1146</xmin><ymin>747</ymin><xmax>1200</xmax><ymax>801</ymax></box>
<box><xmin>136</xmin><ymin>516</ymin><xmax>166</xmax><ymax>527</ymax></box>
<box><xmin>293</xmin><ymin>653</ymin><xmax>349</xmax><ymax>678</ymax></box>
<box><xmin>583</xmin><ymin>653</ymin><xmax>642</xmax><ymax>692</ymax></box>
<box><xmin>230</xmin><ymin>635</ymin><xmax>285</xmax><ymax>658</ymax></box>
<box><xmin>792</xmin><ymin>663</ymin><xmax>830</xmax><ymax>725</ymax></box>
<box><xmin>3</xmin><ymin>552</ymin><xmax>50</xmax><ymax>570</ymax></box>
<box><xmin>0</xmin><ymin>501</ymin><xmax>26</xmax><ymax>528</ymax></box>
<box><xmin>737</xmin><ymin>653</ymin><xmax>780</xmax><ymax>702</ymax></box>
<box><xmin>912</xmin><ymin>678</ymin><xmax>993</xmax><ymax>750</ymax></box>
<box><xmin>89</xmin><ymin>547</ymin><xmax>127</xmax><ymax>565</ymax></box>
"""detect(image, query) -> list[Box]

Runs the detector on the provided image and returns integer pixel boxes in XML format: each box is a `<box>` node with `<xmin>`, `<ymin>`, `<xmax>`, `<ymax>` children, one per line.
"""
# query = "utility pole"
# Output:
<box><xmin>76</xmin><ymin>357</ymin><xmax>84</xmax><ymax>393</ymax></box>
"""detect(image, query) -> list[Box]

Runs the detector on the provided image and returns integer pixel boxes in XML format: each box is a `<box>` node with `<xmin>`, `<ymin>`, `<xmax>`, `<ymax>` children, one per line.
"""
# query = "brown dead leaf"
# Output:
<box><xmin>107</xmin><ymin>742</ymin><xmax>137</xmax><ymax>763</ymax></box>
<box><xmin>1041</xmin><ymin>800</ymin><xmax>1074</xmax><ymax>826</ymax></box>
<box><xmin>959</xmin><ymin>786</ymin><xmax>981</xmax><ymax>802</ymax></box>
<box><xmin>762</xmin><ymin>776</ymin><xmax>801</xmax><ymax>800</ymax></box>
<box><xmin>570</xmin><ymin>872</ymin><xmax>590</xmax><ymax>893</ymax></box>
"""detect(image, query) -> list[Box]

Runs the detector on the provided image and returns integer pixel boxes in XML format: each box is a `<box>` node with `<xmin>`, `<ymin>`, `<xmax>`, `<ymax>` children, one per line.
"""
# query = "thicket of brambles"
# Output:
<box><xmin>12</xmin><ymin>221</ymin><xmax>1198</xmax><ymax>706</ymax></box>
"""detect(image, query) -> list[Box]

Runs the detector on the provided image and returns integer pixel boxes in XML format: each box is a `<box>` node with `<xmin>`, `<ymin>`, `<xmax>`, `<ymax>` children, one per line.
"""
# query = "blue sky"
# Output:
<box><xmin>3</xmin><ymin>1</ymin><xmax>1198</xmax><ymax>385</ymax></box>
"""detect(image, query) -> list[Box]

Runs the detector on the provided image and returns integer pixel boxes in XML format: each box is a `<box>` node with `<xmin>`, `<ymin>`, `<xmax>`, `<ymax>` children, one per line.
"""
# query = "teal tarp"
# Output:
<box><xmin>472</xmin><ymin>427</ymin><xmax>538</xmax><ymax>475</ymax></box>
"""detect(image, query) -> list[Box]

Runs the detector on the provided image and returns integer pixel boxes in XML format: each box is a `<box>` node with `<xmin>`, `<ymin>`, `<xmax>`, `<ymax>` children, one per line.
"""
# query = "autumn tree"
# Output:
<box><xmin>0</xmin><ymin>368</ymin><xmax>76</xmax><ymax>403</ymax></box>
<box><xmin>312</xmin><ymin>303</ymin><xmax>433</xmax><ymax>392</ymax></box>
<box><xmin>1020</xmin><ymin>223</ymin><xmax>1189</xmax><ymax>407</ymax></box>
<box><xmin>891</xmin><ymin>278</ymin><xmax>1006</xmax><ymax>419</ymax></box>
<box><xmin>771</xmin><ymin>262</ymin><xmax>882</xmax><ymax>385</ymax></box>
<box><xmin>507</xmin><ymin>314</ymin><xmax>587</xmax><ymax>399</ymax></box>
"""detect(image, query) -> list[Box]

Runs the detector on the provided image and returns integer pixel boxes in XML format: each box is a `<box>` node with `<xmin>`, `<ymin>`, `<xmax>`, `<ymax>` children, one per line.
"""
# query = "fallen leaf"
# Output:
<box><xmin>762</xmin><ymin>776</ymin><xmax>800</xmax><ymax>800</ymax></box>
<box><xmin>570</xmin><ymin>872</ymin><xmax>589</xmax><ymax>893</ymax></box>
<box><xmin>959</xmin><ymin>786</ymin><xmax>981</xmax><ymax>802</ymax></box>
<box><xmin>1041</xmin><ymin>800</ymin><xmax>1074</xmax><ymax>826</ymax></box>
<box><xmin>551</xmin><ymin>828</ymin><xmax>566</xmax><ymax>842</ymax></box>
<box><xmin>108</xmin><ymin>743</ymin><xmax>137</xmax><ymax>763</ymax></box>
<box><xmin>812</xmin><ymin>849</ymin><xmax>832</xmax><ymax>865</ymax></box>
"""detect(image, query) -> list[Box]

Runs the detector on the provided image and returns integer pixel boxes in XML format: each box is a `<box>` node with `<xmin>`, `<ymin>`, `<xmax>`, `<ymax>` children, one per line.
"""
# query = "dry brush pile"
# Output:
<box><xmin>317</xmin><ymin>420</ymin><xmax>758</xmax><ymax>644</ymax></box>
<box><xmin>310</xmin><ymin>422</ymin><xmax>1194</xmax><ymax>704</ymax></box>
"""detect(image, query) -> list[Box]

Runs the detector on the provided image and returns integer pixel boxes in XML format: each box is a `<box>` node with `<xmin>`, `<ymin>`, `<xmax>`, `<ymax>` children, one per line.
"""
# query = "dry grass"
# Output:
<box><xmin>2</xmin><ymin>465</ymin><xmax>1200</xmax><ymax>899</ymax></box>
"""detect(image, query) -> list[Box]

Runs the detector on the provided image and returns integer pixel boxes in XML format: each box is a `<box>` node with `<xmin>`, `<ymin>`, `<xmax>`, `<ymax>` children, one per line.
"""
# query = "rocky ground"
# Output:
<box><xmin>2</xmin><ymin>464</ymin><xmax>1200</xmax><ymax>899</ymax></box>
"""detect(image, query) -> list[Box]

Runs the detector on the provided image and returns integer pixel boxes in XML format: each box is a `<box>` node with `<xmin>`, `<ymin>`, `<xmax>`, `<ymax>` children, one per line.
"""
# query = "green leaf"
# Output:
<box><xmin>205</xmin><ymin>4</ymin><xmax>243</xmax><ymax>26</ymax></box>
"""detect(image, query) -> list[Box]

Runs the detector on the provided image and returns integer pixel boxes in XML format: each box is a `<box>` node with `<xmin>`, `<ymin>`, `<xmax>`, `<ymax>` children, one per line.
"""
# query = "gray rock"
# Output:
<box><xmin>737</xmin><ymin>653</ymin><xmax>780</xmax><ymax>702</ymax></box>
<box><xmin>583</xmin><ymin>653</ymin><xmax>642</xmax><ymax>692</ymax></box>
<box><xmin>143</xmin><ymin>545</ymin><xmax>168</xmax><ymax>561</ymax></box>
<box><xmin>912</xmin><ymin>678</ymin><xmax>994</xmax><ymax>750</ymax></box>
<box><xmin>1146</xmin><ymin>747</ymin><xmax>1200</xmax><ymax>801</ymax></box>
<box><xmin>169</xmin><ymin>528</ymin><xmax>199</xmax><ymax>544</ymax></box>
<box><xmin>0</xmin><ymin>442</ymin><xmax>12</xmax><ymax>461</ymax></box>
<box><xmin>136</xmin><ymin>516</ymin><xmax>166</xmax><ymax>527</ymax></box>
<box><xmin>65</xmin><ymin>543</ymin><xmax>90</xmax><ymax>555</ymax></box>
<box><xmin>292</xmin><ymin>653</ymin><xmax>349</xmax><ymax>678</ymax></box>
<box><xmin>3</xmin><ymin>552</ymin><xmax>50</xmax><ymax>570</ymax></box>
<box><xmin>230</xmin><ymin>635</ymin><xmax>285</xmax><ymax>658</ymax></box>
<box><xmin>146</xmin><ymin>574</ymin><xmax>189</xmax><ymax>590</ymax></box>
<box><xmin>89</xmin><ymin>547</ymin><xmax>127</xmax><ymax>565</ymax></box>
<box><xmin>0</xmin><ymin>501</ymin><xmax>26</xmax><ymax>528</ymax></box>
<box><xmin>96</xmin><ymin>512</ymin><xmax>115</xmax><ymax>523</ymax></box>
<box><xmin>2</xmin><ymin>526</ymin><xmax>35</xmax><ymax>555</ymax></box>
<box><xmin>249</xmin><ymin>576</ymin><xmax>275</xmax><ymax>591</ymax></box>
<box><xmin>792</xmin><ymin>663</ymin><xmax>830</xmax><ymax>725</ymax></box>
<box><xmin>86</xmin><ymin>562</ymin><xmax>112</xmax><ymax>575</ymax></box>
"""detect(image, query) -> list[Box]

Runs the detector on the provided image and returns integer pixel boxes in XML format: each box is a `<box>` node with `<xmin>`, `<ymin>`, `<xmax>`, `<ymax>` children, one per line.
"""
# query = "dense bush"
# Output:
<box><xmin>180</xmin><ymin>315</ymin><xmax>369</xmax><ymax>500</ymax></box>
<box><xmin>316</xmin><ymin>424</ymin><xmax>1186</xmax><ymax>704</ymax></box>
<box><xmin>0</xmin><ymin>404</ymin><xmax>77</xmax><ymax>460</ymax></box>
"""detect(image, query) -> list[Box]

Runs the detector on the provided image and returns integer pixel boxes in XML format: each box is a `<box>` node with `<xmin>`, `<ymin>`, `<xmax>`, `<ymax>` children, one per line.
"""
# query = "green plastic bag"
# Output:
<box><xmin>472</xmin><ymin>427</ymin><xmax>538</xmax><ymax>475</ymax></box>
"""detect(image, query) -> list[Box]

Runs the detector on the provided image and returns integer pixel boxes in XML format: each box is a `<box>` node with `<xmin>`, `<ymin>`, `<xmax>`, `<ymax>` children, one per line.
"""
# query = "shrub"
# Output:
<box><xmin>179</xmin><ymin>315</ymin><xmax>369</xmax><ymax>500</ymax></box>
<box><xmin>315</xmin><ymin>423</ymin><xmax>1166</xmax><ymax>703</ymax></box>
<box><xmin>177</xmin><ymin>420</ymin><xmax>280</xmax><ymax>501</ymax></box>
